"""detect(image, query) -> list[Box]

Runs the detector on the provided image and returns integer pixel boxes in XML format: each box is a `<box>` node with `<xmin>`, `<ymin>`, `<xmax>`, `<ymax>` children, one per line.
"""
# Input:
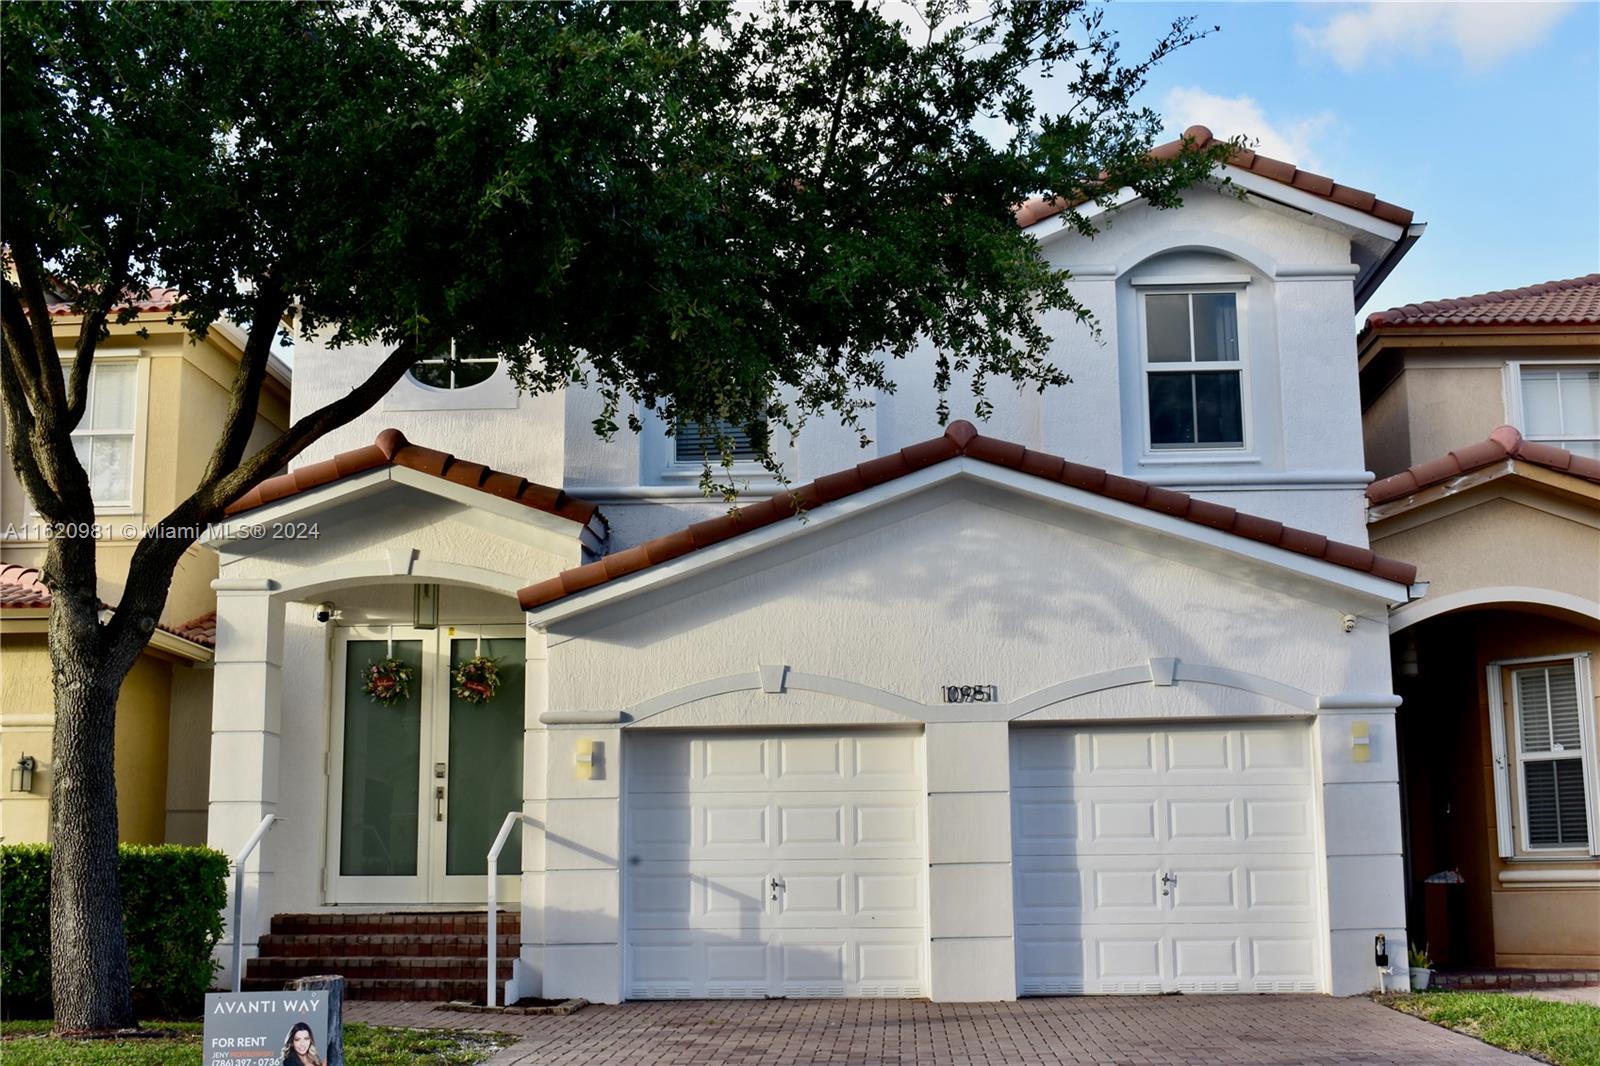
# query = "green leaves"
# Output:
<box><xmin>5</xmin><ymin>1</ymin><xmax>1230</xmax><ymax>480</ymax></box>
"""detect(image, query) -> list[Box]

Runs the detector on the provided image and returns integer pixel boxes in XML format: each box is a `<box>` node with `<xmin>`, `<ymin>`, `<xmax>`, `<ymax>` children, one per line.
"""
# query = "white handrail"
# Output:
<box><xmin>487</xmin><ymin>811</ymin><xmax>537</xmax><ymax>1007</ymax></box>
<box><xmin>232</xmin><ymin>813</ymin><xmax>281</xmax><ymax>993</ymax></box>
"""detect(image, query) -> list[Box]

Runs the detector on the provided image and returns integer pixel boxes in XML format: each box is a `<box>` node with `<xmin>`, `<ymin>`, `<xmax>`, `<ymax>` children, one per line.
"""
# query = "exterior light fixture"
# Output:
<box><xmin>413</xmin><ymin>583</ymin><xmax>440</xmax><ymax>629</ymax></box>
<box><xmin>575</xmin><ymin>739</ymin><xmax>601</xmax><ymax>780</ymax></box>
<box><xmin>1350</xmin><ymin>720</ymin><xmax>1371</xmax><ymax>763</ymax></box>
<box><xmin>11</xmin><ymin>754</ymin><xmax>36</xmax><ymax>794</ymax></box>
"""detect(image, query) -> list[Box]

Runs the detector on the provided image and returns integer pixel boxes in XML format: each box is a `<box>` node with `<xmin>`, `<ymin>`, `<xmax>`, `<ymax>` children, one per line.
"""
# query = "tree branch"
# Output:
<box><xmin>198</xmin><ymin>278</ymin><xmax>286</xmax><ymax>486</ymax></box>
<box><xmin>0</xmin><ymin>343</ymin><xmax>62</xmax><ymax>514</ymax></box>
<box><xmin>5</xmin><ymin>231</ymin><xmax>68</xmax><ymax>414</ymax></box>
<box><xmin>0</xmin><ymin>277</ymin><xmax>50</xmax><ymax>412</ymax></box>
<box><xmin>67</xmin><ymin>227</ymin><xmax>139</xmax><ymax>429</ymax></box>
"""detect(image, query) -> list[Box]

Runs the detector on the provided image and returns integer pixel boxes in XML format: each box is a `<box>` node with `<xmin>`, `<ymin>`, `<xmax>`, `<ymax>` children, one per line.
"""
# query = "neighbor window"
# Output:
<box><xmin>673</xmin><ymin>416</ymin><xmax>763</xmax><ymax>465</ymax></box>
<box><xmin>407</xmin><ymin>340</ymin><xmax>499</xmax><ymax>390</ymax></box>
<box><xmin>70</xmin><ymin>362</ymin><xmax>137</xmax><ymax>508</ymax></box>
<box><xmin>1143</xmin><ymin>291</ymin><xmax>1244</xmax><ymax>450</ymax></box>
<box><xmin>1510</xmin><ymin>660</ymin><xmax>1593</xmax><ymax>850</ymax></box>
<box><xmin>1520</xmin><ymin>366</ymin><xmax>1599</xmax><ymax>458</ymax></box>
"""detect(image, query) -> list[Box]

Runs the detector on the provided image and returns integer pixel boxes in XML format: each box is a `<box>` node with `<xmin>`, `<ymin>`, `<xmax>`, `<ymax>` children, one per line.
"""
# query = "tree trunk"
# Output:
<box><xmin>47</xmin><ymin>589</ymin><xmax>135</xmax><ymax>1033</ymax></box>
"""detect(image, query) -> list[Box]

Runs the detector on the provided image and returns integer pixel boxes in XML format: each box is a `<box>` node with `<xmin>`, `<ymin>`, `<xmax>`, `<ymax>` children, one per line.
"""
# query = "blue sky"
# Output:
<box><xmin>1074</xmin><ymin>0</ymin><xmax>1600</xmax><ymax>314</ymax></box>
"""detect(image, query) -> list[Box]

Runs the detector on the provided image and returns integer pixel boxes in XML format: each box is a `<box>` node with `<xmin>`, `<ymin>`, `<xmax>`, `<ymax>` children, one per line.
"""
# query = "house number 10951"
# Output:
<box><xmin>942</xmin><ymin>685</ymin><xmax>998</xmax><ymax>703</ymax></box>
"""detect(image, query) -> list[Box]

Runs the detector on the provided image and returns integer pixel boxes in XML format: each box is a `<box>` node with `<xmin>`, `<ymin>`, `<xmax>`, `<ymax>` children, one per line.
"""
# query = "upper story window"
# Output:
<box><xmin>1520</xmin><ymin>365</ymin><xmax>1599</xmax><ymax>458</ymax></box>
<box><xmin>407</xmin><ymin>340</ymin><xmax>499</xmax><ymax>390</ymax></box>
<box><xmin>1507</xmin><ymin>659</ymin><xmax>1594</xmax><ymax>851</ymax></box>
<box><xmin>673</xmin><ymin>416</ymin><xmax>763</xmax><ymax>465</ymax></box>
<box><xmin>1143</xmin><ymin>291</ymin><xmax>1244</xmax><ymax>450</ymax></box>
<box><xmin>71</xmin><ymin>362</ymin><xmax>137</xmax><ymax>508</ymax></box>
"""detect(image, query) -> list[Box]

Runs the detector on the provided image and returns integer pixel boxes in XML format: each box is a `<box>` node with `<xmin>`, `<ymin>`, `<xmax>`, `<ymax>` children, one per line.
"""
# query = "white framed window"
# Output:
<box><xmin>1488</xmin><ymin>653</ymin><xmax>1600</xmax><ymax>858</ymax></box>
<box><xmin>1140</xmin><ymin>290</ymin><xmax>1246</xmax><ymax>452</ymax></box>
<box><xmin>406</xmin><ymin>339</ymin><xmax>500</xmax><ymax>390</ymax></box>
<box><xmin>70</xmin><ymin>361</ymin><xmax>138</xmax><ymax>509</ymax></box>
<box><xmin>1515</xmin><ymin>364</ymin><xmax>1599</xmax><ymax>459</ymax></box>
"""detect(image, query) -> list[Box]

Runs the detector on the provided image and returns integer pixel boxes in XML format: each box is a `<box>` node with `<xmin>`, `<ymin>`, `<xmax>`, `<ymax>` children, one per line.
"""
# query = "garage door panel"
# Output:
<box><xmin>1013</xmin><ymin>723</ymin><xmax>1322</xmax><ymax>996</ymax></box>
<box><xmin>626</xmin><ymin>730</ymin><xmax>926</xmax><ymax>999</ymax></box>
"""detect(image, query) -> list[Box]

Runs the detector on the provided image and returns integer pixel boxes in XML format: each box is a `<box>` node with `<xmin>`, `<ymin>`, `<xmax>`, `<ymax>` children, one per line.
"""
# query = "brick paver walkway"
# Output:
<box><xmin>347</xmin><ymin>994</ymin><xmax>1536</xmax><ymax>1065</ymax></box>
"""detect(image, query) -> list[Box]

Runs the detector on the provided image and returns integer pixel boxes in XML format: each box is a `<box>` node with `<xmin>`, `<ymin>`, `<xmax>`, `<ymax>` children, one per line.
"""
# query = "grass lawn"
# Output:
<box><xmin>0</xmin><ymin>1019</ymin><xmax>516</xmax><ymax>1066</ymax></box>
<box><xmin>1384</xmin><ymin>991</ymin><xmax>1600</xmax><ymax>1066</ymax></box>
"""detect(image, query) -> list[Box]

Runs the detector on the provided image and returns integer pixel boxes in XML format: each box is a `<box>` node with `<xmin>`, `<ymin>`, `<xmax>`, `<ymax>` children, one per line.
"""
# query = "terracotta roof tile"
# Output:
<box><xmin>1363</xmin><ymin>274</ymin><xmax>1600</xmax><ymax>332</ymax></box>
<box><xmin>46</xmin><ymin>287</ymin><xmax>182</xmax><ymax>318</ymax></box>
<box><xmin>0</xmin><ymin>562</ymin><xmax>216</xmax><ymax>647</ymax></box>
<box><xmin>1017</xmin><ymin>125</ymin><xmax>1414</xmax><ymax>232</ymax></box>
<box><xmin>1367</xmin><ymin>425</ymin><xmax>1600</xmax><ymax>505</ymax></box>
<box><xmin>225</xmin><ymin>429</ymin><xmax>601</xmax><ymax>527</ymax></box>
<box><xmin>519</xmin><ymin>422</ymin><xmax>1418</xmax><ymax>610</ymax></box>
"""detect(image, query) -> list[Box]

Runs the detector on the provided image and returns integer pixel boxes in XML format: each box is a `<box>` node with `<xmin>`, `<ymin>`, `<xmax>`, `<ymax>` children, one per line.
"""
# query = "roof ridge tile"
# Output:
<box><xmin>1368</xmin><ymin>425</ymin><xmax>1600</xmax><ymax>505</ymax></box>
<box><xmin>519</xmin><ymin>420</ymin><xmax>1417</xmax><ymax>610</ymax></box>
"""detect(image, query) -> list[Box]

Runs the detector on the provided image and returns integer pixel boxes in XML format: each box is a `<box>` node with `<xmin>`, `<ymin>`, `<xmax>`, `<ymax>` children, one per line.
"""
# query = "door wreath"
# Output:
<box><xmin>453</xmin><ymin>655</ymin><xmax>501</xmax><ymax>704</ymax></box>
<box><xmin>362</xmin><ymin>657</ymin><xmax>414</xmax><ymax>706</ymax></box>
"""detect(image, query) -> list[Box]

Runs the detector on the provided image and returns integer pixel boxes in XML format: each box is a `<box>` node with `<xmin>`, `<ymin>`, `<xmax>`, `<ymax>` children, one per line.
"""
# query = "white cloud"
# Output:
<box><xmin>1296</xmin><ymin>1</ymin><xmax>1576</xmax><ymax>73</ymax></box>
<box><xmin>1161</xmin><ymin>88</ymin><xmax>1336</xmax><ymax>168</ymax></box>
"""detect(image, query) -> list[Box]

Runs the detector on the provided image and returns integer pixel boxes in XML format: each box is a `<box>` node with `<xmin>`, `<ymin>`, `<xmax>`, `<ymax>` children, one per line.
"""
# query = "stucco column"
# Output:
<box><xmin>206</xmin><ymin>578</ymin><xmax>285</xmax><ymax>989</ymax></box>
<box><xmin>541</xmin><ymin>720</ymin><xmax>624</xmax><ymax>1004</ymax></box>
<box><xmin>518</xmin><ymin>630</ymin><xmax>549</xmax><ymax>997</ymax></box>
<box><xmin>1317</xmin><ymin>702</ymin><xmax>1409</xmax><ymax>995</ymax></box>
<box><xmin>927</xmin><ymin>721</ymin><xmax>1018</xmax><ymax>1001</ymax></box>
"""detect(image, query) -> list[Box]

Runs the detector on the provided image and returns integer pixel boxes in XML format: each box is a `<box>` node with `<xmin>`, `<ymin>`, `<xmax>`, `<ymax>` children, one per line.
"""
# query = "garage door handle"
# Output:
<box><xmin>1160</xmin><ymin>871</ymin><xmax>1176</xmax><ymax>896</ymax></box>
<box><xmin>769</xmin><ymin>876</ymin><xmax>784</xmax><ymax>901</ymax></box>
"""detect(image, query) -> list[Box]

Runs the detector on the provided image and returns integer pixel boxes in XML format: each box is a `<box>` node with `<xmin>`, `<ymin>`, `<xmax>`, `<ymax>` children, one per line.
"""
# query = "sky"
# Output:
<box><xmin>1067</xmin><ymin>0</ymin><xmax>1600</xmax><ymax>314</ymax></box>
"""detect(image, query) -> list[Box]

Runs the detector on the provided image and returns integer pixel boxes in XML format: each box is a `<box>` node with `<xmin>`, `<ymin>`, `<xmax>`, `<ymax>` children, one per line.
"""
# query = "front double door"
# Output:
<box><xmin>329</xmin><ymin>625</ymin><xmax>524</xmax><ymax>904</ymax></box>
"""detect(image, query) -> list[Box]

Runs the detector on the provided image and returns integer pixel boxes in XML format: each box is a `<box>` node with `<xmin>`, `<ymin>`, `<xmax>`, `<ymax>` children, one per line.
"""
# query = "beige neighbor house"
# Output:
<box><xmin>1359</xmin><ymin>274</ymin><xmax>1600</xmax><ymax>971</ymax></box>
<box><xmin>0</xmin><ymin>289</ymin><xmax>290</xmax><ymax>846</ymax></box>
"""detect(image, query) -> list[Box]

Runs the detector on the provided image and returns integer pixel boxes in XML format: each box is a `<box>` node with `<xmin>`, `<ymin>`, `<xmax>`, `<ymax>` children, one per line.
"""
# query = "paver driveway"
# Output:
<box><xmin>347</xmin><ymin>994</ymin><xmax>1537</xmax><ymax>1065</ymax></box>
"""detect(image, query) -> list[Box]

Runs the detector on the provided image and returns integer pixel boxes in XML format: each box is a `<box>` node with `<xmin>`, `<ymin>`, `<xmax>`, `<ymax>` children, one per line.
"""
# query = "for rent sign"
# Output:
<box><xmin>203</xmin><ymin>991</ymin><xmax>332</xmax><ymax>1066</ymax></box>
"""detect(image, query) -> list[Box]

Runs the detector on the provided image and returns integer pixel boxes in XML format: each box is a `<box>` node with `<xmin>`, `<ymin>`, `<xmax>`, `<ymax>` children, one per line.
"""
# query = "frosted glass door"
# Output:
<box><xmin>433</xmin><ymin>633</ymin><xmax>525</xmax><ymax>901</ymax></box>
<box><xmin>337</xmin><ymin>637</ymin><xmax>426</xmax><ymax>900</ymax></box>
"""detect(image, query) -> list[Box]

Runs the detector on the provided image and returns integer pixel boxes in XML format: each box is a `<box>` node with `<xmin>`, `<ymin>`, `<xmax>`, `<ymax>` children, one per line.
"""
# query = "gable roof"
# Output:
<box><xmin>1363</xmin><ymin>274</ymin><xmax>1600</xmax><ymax>333</ymax></box>
<box><xmin>226</xmin><ymin>428</ymin><xmax>602</xmax><ymax>528</ymax></box>
<box><xmin>1367</xmin><ymin>426</ymin><xmax>1600</xmax><ymax>507</ymax></box>
<box><xmin>519</xmin><ymin>421</ymin><xmax>1417</xmax><ymax>611</ymax></box>
<box><xmin>0</xmin><ymin>561</ymin><xmax>217</xmax><ymax>648</ymax></box>
<box><xmin>46</xmin><ymin>286</ymin><xmax>183</xmax><ymax>318</ymax></box>
<box><xmin>1015</xmin><ymin>125</ymin><xmax>1414</xmax><ymax>231</ymax></box>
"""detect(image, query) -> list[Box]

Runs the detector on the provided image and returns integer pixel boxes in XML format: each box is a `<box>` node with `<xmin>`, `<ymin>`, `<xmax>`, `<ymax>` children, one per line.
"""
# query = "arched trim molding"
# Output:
<box><xmin>1114</xmin><ymin>232</ymin><xmax>1280</xmax><ymax>280</ymax></box>
<box><xmin>1390</xmin><ymin>586</ymin><xmax>1600</xmax><ymax>634</ymax></box>
<box><xmin>271</xmin><ymin>557</ymin><xmax>526</xmax><ymax>600</ymax></box>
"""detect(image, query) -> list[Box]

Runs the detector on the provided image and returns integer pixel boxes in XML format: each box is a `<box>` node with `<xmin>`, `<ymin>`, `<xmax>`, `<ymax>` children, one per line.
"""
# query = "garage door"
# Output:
<box><xmin>625</xmin><ymin>730</ymin><xmax>927</xmax><ymax>998</ymax></box>
<box><xmin>1012</xmin><ymin>721</ymin><xmax>1322</xmax><ymax>995</ymax></box>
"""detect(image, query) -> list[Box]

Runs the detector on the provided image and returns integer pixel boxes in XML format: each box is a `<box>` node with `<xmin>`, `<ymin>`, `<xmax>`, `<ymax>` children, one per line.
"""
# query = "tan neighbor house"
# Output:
<box><xmin>0</xmin><ymin>289</ymin><xmax>290</xmax><ymax>846</ymax></box>
<box><xmin>1359</xmin><ymin>273</ymin><xmax>1600</xmax><ymax>970</ymax></box>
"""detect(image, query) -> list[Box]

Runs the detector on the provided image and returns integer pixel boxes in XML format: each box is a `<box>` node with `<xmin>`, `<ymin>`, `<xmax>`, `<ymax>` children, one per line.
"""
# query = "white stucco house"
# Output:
<box><xmin>206</xmin><ymin>126</ymin><xmax>1432</xmax><ymax>1003</ymax></box>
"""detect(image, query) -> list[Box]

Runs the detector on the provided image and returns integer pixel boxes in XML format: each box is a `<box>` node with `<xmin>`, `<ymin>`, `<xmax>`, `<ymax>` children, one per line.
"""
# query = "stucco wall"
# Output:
<box><xmin>1373</xmin><ymin>493</ymin><xmax>1600</xmax><ymax>609</ymax></box>
<box><xmin>0</xmin><ymin>633</ymin><xmax>55</xmax><ymax>841</ymax></box>
<box><xmin>289</xmin><ymin>183</ymin><xmax>1375</xmax><ymax>545</ymax></box>
<box><xmin>165</xmin><ymin>662</ymin><xmax>214</xmax><ymax>845</ymax></box>
<box><xmin>533</xmin><ymin>487</ymin><xmax>1407</xmax><ymax>1000</ymax></box>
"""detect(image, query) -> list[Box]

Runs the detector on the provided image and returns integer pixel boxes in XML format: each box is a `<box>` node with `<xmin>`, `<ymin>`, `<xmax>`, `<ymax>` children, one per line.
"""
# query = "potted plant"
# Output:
<box><xmin>1408</xmin><ymin>942</ymin><xmax>1433</xmax><ymax>991</ymax></box>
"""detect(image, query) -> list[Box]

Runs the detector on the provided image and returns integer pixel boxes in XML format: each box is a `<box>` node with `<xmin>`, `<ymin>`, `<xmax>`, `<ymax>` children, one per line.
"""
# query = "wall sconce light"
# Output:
<box><xmin>1351</xmin><ymin>720</ymin><xmax>1371</xmax><ymax>763</ymax></box>
<box><xmin>575</xmin><ymin>739</ymin><xmax>601</xmax><ymax>781</ymax></box>
<box><xmin>11</xmin><ymin>754</ymin><xmax>37</xmax><ymax>794</ymax></box>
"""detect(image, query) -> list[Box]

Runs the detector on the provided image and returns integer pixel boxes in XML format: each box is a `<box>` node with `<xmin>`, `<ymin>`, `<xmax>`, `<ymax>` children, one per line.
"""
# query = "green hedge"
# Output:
<box><xmin>1</xmin><ymin>843</ymin><xmax>229</xmax><ymax>1018</ymax></box>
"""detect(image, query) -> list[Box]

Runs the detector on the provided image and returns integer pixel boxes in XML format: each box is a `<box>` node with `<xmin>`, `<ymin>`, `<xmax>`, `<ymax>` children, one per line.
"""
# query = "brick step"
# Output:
<box><xmin>257</xmin><ymin>932</ymin><xmax>518</xmax><ymax>958</ymax></box>
<box><xmin>242</xmin><ymin>975</ymin><xmax>500</xmax><ymax>1002</ymax></box>
<box><xmin>268</xmin><ymin>912</ymin><xmax>519</xmax><ymax>937</ymax></box>
<box><xmin>247</xmin><ymin>955</ymin><xmax>513</xmax><ymax>982</ymax></box>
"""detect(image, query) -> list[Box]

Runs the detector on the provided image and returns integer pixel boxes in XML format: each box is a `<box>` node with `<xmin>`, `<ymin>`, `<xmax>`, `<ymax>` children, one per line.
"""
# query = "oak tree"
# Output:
<box><xmin>1</xmin><ymin>0</ymin><xmax>1226</xmax><ymax>1029</ymax></box>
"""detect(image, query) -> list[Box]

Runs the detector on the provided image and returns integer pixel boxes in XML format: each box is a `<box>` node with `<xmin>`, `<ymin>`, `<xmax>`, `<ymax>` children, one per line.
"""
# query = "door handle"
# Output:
<box><xmin>1160</xmin><ymin>871</ymin><xmax>1176</xmax><ymax>896</ymax></box>
<box><xmin>769</xmin><ymin>876</ymin><xmax>783</xmax><ymax>901</ymax></box>
<box><xmin>435</xmin><ymin>785</ymin><xmax>445</xmax><ymax>822</ymax></box>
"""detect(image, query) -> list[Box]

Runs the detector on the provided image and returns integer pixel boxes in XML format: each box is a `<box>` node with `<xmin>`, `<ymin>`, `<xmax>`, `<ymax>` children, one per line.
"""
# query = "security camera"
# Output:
<box><xmin>315</xmin><ymin>602</ymin><xmax>335</xmax><ymax>624</ymax></box>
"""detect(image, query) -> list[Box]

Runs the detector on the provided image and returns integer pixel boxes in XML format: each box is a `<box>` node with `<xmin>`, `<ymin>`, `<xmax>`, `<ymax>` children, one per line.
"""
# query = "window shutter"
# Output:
<box><xmin>674</xmin><ymin>418</ymin><xmax>761</xmax><ymax>464</ymax></box>
<box><xmin>1487</xmin><ymin>666</ymin><xmax>1515</xmax><ymax>858</ymax></box>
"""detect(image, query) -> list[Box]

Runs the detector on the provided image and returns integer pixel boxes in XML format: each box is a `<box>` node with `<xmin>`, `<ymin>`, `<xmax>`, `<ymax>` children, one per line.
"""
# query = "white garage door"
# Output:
<box><xmin>1012</xmin><ymin>722</ymin><xmax>1323</xmax><ymax>995</ymax></box>
<box><xmin>625</xmin><ymin>730</ymin><xmax>927</xmax><ymax>998</ymax></box>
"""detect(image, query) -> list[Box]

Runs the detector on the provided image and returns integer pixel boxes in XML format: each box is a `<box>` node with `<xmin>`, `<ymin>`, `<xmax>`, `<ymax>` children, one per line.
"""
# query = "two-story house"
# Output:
<box><xmin>1360</xmin><ymin>276</ymin><xmax>1600</xmax><ymax>974</ymax></box>
<box><xmin>207</xmin><ymin>127</ymin><xmax>1429</xmax><ymax>1004</ymax></box>
<box><xmin>0</xmin><ymin>290</ymin><xmax>290</xmax><ymax>846</ymax></box>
